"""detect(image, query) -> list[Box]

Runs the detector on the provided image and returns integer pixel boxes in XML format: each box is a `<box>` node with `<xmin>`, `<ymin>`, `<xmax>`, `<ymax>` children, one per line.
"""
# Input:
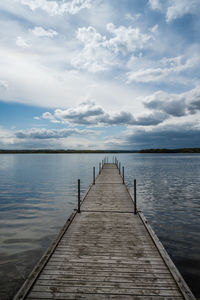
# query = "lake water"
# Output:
<box><xmin>0</xmin><ymin>153</ymin><xmax>200</xmax><ymax>299</ymax></box>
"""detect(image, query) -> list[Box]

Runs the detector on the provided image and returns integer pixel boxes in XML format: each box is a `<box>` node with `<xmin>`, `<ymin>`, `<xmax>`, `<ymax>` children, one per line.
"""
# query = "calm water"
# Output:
<box><xmin>0</xmin><ymin>154</ymin><xmax>200</xmax><ymax>299</ymax></box>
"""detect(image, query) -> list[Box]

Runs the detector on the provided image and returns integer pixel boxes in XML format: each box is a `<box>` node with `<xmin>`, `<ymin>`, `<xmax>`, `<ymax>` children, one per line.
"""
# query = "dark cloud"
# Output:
<box><xmin>144</xmin><ymin>87</ymin><xmax>200</xmax><ymax>118</ymax></box>
<box><xmin>125</xmin><ymin>124</ymin><xmax>200</xmax><ymax>149</ymax></box>
<box><xmin>188</xmin><ymin>100</ymin><xmax>200</xmax><ymax>114</ymax></box>
<box><xmin>144</xmin><ymin>97</ymin><xmax>186</xmax><ymax>117</ymax></box>
<box><xmin>97</xmin><ymin>111</ymin><xmax>168</xmax><ymax>126</ymax></box>
<box><xmin>133</xmin><ymin>112</ymin><xmax>168</xmax><ymax>126</ymax></box>
<box><xmin>97</xmin><ymin>111</ymin><xmax>134</xmax><ymax>126</ymax></box>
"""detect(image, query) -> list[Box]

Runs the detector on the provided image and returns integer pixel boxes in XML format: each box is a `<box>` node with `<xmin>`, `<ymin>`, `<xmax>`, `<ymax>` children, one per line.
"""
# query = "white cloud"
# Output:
<box><xmin>150</xmin><ymin>24</ymin><xmax>159</xmax><ymax>34</ymax></box>
<box><xmin>72</xmin><ymin>26</ymin><xmax>115</xmax><ymax>72</ymax></box>
<box><xmin>16</xmin><ymin>36</ymin><xmax>30</xmax><ymax>48</ymax></box>
<box><xmin>72</xmin><ymin>24</ymin><xmax>153</xmax><ymax>72</ymax></box>
<box><xmin>149</xmin><ymin>0</ymin><xmax>200</xmax><ymax>22</ymax></box>
<box><xmin>20</xmin><ymin>0</ymin><xmax>92</xmax><ymax>16</ymax></box>
<box><xmin>0</xmin><ymin>127</ymin><xmax>15</xmax><ymax>147</ymax></box>
<box><xmin>125</xmin><ymin>13</ymin><xmax>141</xmax><ymax>22</ymax></box>
<box><xmin>127</xmin><ymin>67</ymin><xmax>170</xmax><ymax>83</ymax></box>
<box><xmin>31</xmin><ymin>26</ymin><xmax>58</xmax><ymax>37</ymax></box>
<box><xmin>0</xmin><ymin>79</ymin><xmax>9</xmax><ymax>90</ymax></box>
<box><xmin>42</xmin><ymin>112</ymin><xmax>60</xmax><ymax>123</ymax></box>
<box><xmin>77</xmin><ymin>26</ymin><xmax>105</xmax><ymax>44</ymax></box>
<box><xmin>166</xmin><ymin>0</ymin><xmax>200</xmax><ymax>22</ymax></box>
<box><xmin>149</xmin><ymin>0</ymin><xmax>162</xmax><ymax>10</ymax></box>
<box><xmin>126</xmin><ymin>55</ymin><xmax>200</xmax><ymax>83</ymax></box>
<box><xmin>105</xmin><ymin>23</ymin><xmax>152</xmax><ymax>55</ymax></box>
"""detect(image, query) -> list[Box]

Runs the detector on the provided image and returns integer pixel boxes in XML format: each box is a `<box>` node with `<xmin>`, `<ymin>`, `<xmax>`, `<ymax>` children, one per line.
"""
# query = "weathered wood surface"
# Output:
<box><xmin>14</xmin><ymin>163</ymin><xmax>195</xmax><ymax>300</ymax></box>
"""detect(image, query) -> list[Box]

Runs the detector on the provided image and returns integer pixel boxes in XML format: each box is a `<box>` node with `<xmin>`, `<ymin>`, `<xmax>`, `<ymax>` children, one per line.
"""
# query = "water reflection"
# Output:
<box><xmin>0</xmin><ymin>153</ymin><xmax>200</xmax><ymax>299</ymax></box>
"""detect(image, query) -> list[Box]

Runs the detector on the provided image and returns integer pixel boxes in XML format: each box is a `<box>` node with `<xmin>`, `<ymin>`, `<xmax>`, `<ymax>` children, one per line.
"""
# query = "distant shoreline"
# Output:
<box><xmin>0</xmin><ymin>148</ymin><xmax>200</xmax><ymax>154</ymax></box>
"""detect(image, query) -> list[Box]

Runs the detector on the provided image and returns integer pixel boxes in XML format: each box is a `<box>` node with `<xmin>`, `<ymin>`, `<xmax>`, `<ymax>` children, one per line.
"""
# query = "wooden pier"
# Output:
<box><xmin>14</xmin><ymin>162</ymin><xmax>195</xmax><ymax>300</ymax></box>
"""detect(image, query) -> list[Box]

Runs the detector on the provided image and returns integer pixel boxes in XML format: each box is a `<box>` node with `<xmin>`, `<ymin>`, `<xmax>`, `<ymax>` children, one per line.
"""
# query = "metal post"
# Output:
<box><xmin>134</xmin><ymin>179</ymin><xmax>137</xmax><ymax>215</ymax></box>
<box><xmin>93</xmin><ymin>167</ymin><xmax>95</xmax><ymax>185</ymax></box>
<box><xmin>99</xmin><ymin>162</ymin><xmax>101</xmax><ymax>174</ymax></box>
<box><xmin>78</xmin><ymin>179</ymin><xmax>80</xmax><ymax>213</ymax></box>
<box><xmin>119</xmin><ymin>162</ymin><xmax>121</xmax><ymax>174</ymax></box>
<box><xmin>122</xmin><ymin>166</ymin><xmax>124</xmax><ymax>184</ymax></box>
<box><xmin>102</xmin><ymin>160</ymin><xmax>103</xmax><ymax>168</ymax></box>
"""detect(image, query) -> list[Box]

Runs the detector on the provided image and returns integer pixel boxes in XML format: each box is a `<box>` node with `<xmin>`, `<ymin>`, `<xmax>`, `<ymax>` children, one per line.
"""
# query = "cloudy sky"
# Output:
<box><xmin>1</xmin><ymin>0</ymin><xmax>200</xmax><ymax>149</ymax></box>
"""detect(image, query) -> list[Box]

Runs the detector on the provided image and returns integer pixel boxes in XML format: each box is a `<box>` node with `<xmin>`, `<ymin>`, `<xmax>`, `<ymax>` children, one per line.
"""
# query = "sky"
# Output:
<box><xmin>0</xmin><ymin>0</ymin><xmax>200</xmax><ymax>150</ymax></box>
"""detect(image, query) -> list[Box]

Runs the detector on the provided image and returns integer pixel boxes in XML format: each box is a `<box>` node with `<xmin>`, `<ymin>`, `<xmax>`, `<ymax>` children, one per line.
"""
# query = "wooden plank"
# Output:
<box><xmin>30</xmin><ymin>285</ymin><xmax>182</xmax><ymax>297</ymax></box>
<box><xmin>27</xmin><ymin>291</ymin><xmax>184</xmax><ymax>300</ymax></box>
<box><xmin>44</xmin><ymin>265</ymin><xmax>172</xmax><ymax>274</ymax></box>
<box><xmin>39</xmin><ymin>274</ymin><xmax>176</xmax><ymax>284</ymax></box>
<box><xmin>41</xmin><ymin>269</ymin><xmax>174</xmax><ymax>279</ymax></box>
<box><xmin>55</xmin><ymin>248</ymin><xmax>160</xmax><ymax>255</ymax></box>
<box><xmin>35</xmin><ymin>279</ymin><xmax>179</xmax><ymax>289</ymax></box>
<box><xmin>35</xmin><ymin>278</ymin><xmax>177</xmax><ymax>290</ymax></box>
<box><xmin>49</xmin><ymin>255</ymin><xmax>165</xmax><ymax>261</ymax></box>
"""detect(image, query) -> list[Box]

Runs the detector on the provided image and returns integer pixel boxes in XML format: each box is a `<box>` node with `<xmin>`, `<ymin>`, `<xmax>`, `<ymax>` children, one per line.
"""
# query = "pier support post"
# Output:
<box><xmin>122</xmin><ymin>166</ymin><xmax>124</xmax><ymax>184</ymax></box>
<box><xmin>99</xmin><ymin>162</ymin><xmax>101</xmax><ymax>174</ymax></box>
<box><xmin>93</xmin><ymin>167</ymin><xmax>95</xmax><ymax>185</ymax></box>
<box><xmin>78</xmin><ymin>179</ymin><xmax>80</xmax><ymax>213</ymax></box>
<box><xmin>134</xmin><ymin>179</ymin><xmax>137</xmax><ymax>215</ymax></box>
<box><xmin>119</xmin><ymin>162</ymin><xmax>121</xmax><ymax>174</ymax></box>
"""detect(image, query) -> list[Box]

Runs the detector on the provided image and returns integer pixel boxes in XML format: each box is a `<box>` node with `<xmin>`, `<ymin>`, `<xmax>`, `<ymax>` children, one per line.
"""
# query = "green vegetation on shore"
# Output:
<box><xmin>0</xmin><ymin>148</ymin><xmax>200</xmax><ymax>154</ymax></box>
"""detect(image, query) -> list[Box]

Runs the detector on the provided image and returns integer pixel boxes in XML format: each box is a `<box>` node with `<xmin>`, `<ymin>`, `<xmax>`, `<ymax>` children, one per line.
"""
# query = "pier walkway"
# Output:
<box><xmin>14</xmin><ymin>163</ymin><xmax>195</xmax><ymax>300</ymax></box>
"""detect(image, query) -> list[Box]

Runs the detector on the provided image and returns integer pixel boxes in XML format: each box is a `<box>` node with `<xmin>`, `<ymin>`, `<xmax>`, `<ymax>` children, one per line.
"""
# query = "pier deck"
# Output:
<box><xmin>14</xmin><ymin>163</ymin><xmax>195</xmax><ymax>300</ymax></box>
